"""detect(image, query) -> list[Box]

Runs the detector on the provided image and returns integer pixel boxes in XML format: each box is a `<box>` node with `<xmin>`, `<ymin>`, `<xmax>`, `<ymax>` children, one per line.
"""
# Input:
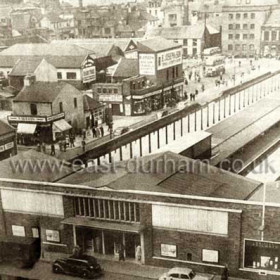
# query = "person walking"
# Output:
<box><xmin>50</xmin><ymin>143</ymin><xmax>55</xmax><ymax>156</ymax></box>
<box><xmin>69</xmin><ymin>134</ymin><xmax>75</xmax><ymax>148</ymax></box>
<box><xmin>201</xmin><ymin>84</ymin><xmax>205</xmax><ymax>92</ymax></box>
<box><xmin>195</xmin><ymin>89</ymin><xmax>198</xmax><ymax>95</ymax></box>
<box><xmin>221</xmin><ymin>264</ymin><xmax>229</xmax><ymax>280</ymax></box>
<box><xmin>36</xmin><ymin>142</ymin><xmax>42</xmax><ymax>153</ymax></box>
<box><xmin>82</xmin><ymin>139</ymin><xmax>86</xmax><ymax>152</ymax></box>
<box><xmin>82</xmin><ymin>128</ymin><xmax>86</xmax><ymax>140</ymax></box>
<box><xmin>92</xmin><ymin>126</ymin><xmax>97</xmax><ymax>138</ymax></box>
<box><xmin>42</xmin><ymin>142</ymin><xmax>46</xmax><ymax>153</ymax></box>
<box><xmin>100</xmin><ymin>126</ymin><xmax>104</xmax><ymax>137</ymax></box>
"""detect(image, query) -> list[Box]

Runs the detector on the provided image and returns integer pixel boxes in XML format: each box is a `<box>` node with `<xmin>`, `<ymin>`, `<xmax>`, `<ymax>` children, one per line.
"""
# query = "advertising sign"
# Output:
<box><xmin>8</xmin><ymin>115</ymin><xmax>46</xmax><ymax>123</ymax></box>
<box><xmin>157</xmin><ymin>48</ymin><xmax>182</xmax><ymax>70</ymax></box>
<box><xmin>46</xmin><ymin>230</ymin><xmax>60</xmax><ymax>242</ymax></box>
<box><xmin>12</xmin><ymin>225</ymin><xmax>25</xmax><ymax>237</ymax></box>
<box><xmin>139</xmin><ymin>53</ymin><xmax>155</xmax><ymax>75</ymax></box>
<box><xmin>99</xmin><ymin>94</ymin><xmax>123</xmax><ymax>102</ymax></box>
<box><xmin>161</xmin><ymin>244</ymin><xmax>177</xmax><ymax>258</ymax></box>
<box><xmin>82</xmin><ymin>57</ymin><xmax>96</xmax><ymax>83</ymax></box>
<box><xmin>202</xmin><ymin>249</ymin><xmax>219</xmax><ymax>263</ymax></box>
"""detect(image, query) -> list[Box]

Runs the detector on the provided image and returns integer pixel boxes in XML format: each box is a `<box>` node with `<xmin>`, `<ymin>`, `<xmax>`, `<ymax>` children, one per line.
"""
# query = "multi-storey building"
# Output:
<box><xmin>261</xmin><ymin>9</ymin><xmax>280</xmax><ymax>57</ymax></box>
<box><xmin>146</xmin><ymin>0</ymin><xmax>164</xmax><ymax>26</ymax></box>
<box><xmin>222</xmin><ymin>0</ymin><xmax>278</xmax><ymax>57</ymax></box>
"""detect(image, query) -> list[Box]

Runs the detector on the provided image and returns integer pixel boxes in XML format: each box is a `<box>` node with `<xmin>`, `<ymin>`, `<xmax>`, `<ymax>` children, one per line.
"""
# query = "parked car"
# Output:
<box><xmin>113</xmin><ymin>126</ymin><xmax>131</xmax><ymax>136</ymax></box>
<box><xmin>52</xmin><ymin>255</ymin><xmax>103</xmax><ymax>279</ymax></box>
<box><xmin>159</xmin><ymin>267</ymin><xmax>214</xmax><ymax>280</ymax></box>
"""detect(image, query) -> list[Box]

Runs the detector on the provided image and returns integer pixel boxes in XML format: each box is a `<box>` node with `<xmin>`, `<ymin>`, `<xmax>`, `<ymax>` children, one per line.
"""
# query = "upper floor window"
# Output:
<box><xmin>59</xmin><ymin>102</ymin><xmax>63</xmax><ymax>113</ymax></box>
<box><xmin>236</xmin><ymin>13</ymin><xmax>241</xmax><ymax>20</ymax></box>
<box><xmin>30</xmin><ymin>103</ymin><xmax>37</xmax><ymax>116</ymax></box>
<box><xmin>243</xmin><ymin>24</ymin><xmax>248</xmax><ymax>30</ymax></box>
<box><xmin>229</xmin><ymin>24</ymin><xmax>233</xmax><ymax>30</ymax></box>
<box><xmin>272</xmin><ymin>31</ymin><xmax>277</xmax><ymax>41</ymax></box>
<box><xmin>243</xmin><ymin>13</ymin><xmax>248</xmax><ymax>19</ymax></box>
<box><xmin>229</xmin><ymin>34</ymin><xmax>233</xmax><ymax>40</ymax></box>
<box><xmin>243</xmin><ymin>34</ymin><xmax>248</xmax><ymax>39</ymax></box>
<box><xmin>264</xmin><ymin>31</ymin><xmax>269</xmax><ymax>41</ymax></box>
<box><xmin>250</xmin><ymin>34</ymin><xmax>255</xmax><ymax>39</ymax></box>
<box><xmin>236</xmin><ymin>24</ymin><xmax>240</xmax><ymax>30</ymax></box>
<box><xmin>66</xmin><ymin>72</ymin><xmax>77</xmax><ymax>80</ymax></box>
<box><xmin>235</xmin><ymin>34</ymin><xmax>240</xmax><ymax>39</ymax></box>
<box><xmin>251</xmin><ymin>13</ymin><xmax>255</xmax><ymax>19</ymax></box>
<box><xmin>229</xmin><ymin>14</ymin><xmax>233</xmax><ymax>20</ymax></box>
<box><xmin>228</xmin><ymin>44</ymin><xmax>233</xmax><ymax>51</ymax></box>
<box><xmin>250</xmin><ymin>24</ymin><xmax>255</xmax><ymax>29</ymax></box>
<box><xmin>57</xmin><ymin>72</ymin><xmax>62</xmax><ymax>79</ymax></box>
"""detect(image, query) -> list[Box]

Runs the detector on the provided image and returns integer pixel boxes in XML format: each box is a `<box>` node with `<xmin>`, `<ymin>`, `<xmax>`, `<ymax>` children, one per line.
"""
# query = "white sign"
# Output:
<box><xmin>157</xmin><ymin>48</ymin><xmax>182</xmax><ymax>70</ymax></box>
<box><xmin>8</xmin><ymin>115</ymin><xmax>46</xmax><ymax>123</ymax></box>
<box><xmin>0</xmin><ymin>141</ymin><xmax>14</xmax><ymax>153</ymax></box>
<box><xmin>46</xmin><ymin>229</ymin><xmax>60</xmax><ymax>242</ymax></box>
<box><xmin>12</xmin><ymin>225</ymin><xmax>25</xmax><ymax>237</ymax></box>
<box><xmin>139</xmin><ymin>53</ymin><xmax>155</xmax><ymax>75</ymax></box>
<box><xmin>202</xmin><ymin>249</ymin><xmax>219</xmax><ymax>263</ymax></box>
<box><xmin>161</xmin><ymin>244</ymin><xmax>177</xmax><ymax>258</ymax></box>
<box><xmin>99</xmin><ymin>94</ymin><xmax>123</xmax><ymax>102</ymax></box>
<box><xmin>32</xmin><ymin>228</ymin><xmax>39</xmax><ymax>238</ymax></box>
<box><xmin>83</xmin><ymin>66</ymin><xmax>96</xmax><ymax>83</ymax></box>
<box><xmin>46</xmin><ymin>113</ymin><xmax>65</xmax><ymax>122</ymax></box>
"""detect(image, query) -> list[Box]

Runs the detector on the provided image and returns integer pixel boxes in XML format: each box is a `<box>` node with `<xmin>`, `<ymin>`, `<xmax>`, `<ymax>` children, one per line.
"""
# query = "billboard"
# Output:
<box><xmin>139</xmin><ymin>53</ymin><xmax>155</xmax><ymax>75</ymax></box>
<box><xmin>157</xmin><ymin>48</ymin><xmax>182</xmax><ymax>70</ymax></box>
<box><xmin>82</xmin><ymin>57</ymin><xmax>96</xmax><ymax>83</ymax></box>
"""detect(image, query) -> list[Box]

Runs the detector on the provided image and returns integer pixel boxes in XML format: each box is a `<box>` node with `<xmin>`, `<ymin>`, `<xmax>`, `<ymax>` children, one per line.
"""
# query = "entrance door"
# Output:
<box><xmin>125</xmin><ymin>234</ymin><xmax>140</xmax><ymax>259</ymax></box>
<box><xmin>104</xmin><ymin>232</ymin><xmax>122</xmax><ymax>256</ymax></box>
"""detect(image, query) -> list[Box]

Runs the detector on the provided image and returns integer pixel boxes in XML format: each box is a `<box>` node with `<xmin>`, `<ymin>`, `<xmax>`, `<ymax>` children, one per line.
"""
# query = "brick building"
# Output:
<box><xmin>1</xmin><ymin>152</ymin><xmax>280</xmax><ymax>279</ymax></box>
<box><xmin>222</xmin><ymin>0</ymin><xmax>278</xmax><ymax>57</ymax></box>
<box><xmin>0</xmin><ymin>120</ymin><xmax>17</xmax><ymax>161</ymax></box>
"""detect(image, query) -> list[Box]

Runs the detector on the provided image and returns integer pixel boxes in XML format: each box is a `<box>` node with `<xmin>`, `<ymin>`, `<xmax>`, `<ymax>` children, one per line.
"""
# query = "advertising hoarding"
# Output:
<box><xmin>139</xmin><ymin>53</ymin><xmax>155</xmax><ymax>75</ymax></box>
<box><xmin>157</xmin><ymin>48</ymin><xmax>182</xmax><ymax>70</ymax></box>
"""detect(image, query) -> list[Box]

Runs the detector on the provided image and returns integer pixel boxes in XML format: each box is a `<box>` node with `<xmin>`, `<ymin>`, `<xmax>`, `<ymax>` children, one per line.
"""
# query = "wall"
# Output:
<box><xmin>12</xmin><ymin>101</ymin><xmax>52</xmax><ymax>116</ymax></box>
<box><xmin>35</xmin><ymin>60</ymin><xmax>58</xmax><ymax>82</ymax></box>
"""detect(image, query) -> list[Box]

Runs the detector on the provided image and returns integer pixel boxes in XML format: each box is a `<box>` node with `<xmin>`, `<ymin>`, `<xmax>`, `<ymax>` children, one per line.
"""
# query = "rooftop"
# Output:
<box><xmin>0</xmin><ymin>120</ymin><xmax>15</xmax><ymax>136</ymax></box>
<box><xmin>83</xmin><ymin>95</ymin><xmax>104</xmax><ymax>111</ymax></box>
<box><xmin>112</xmin><ymin>57</ymin><xmax>138</xmax><ymax>78</ymax></box>
<box><xmin>0</xmin><ymin>150</ymin><xmax>73</xmax><ymax>182</ymax></box>
<box><xmin>59</xmin><ymin>151</ymin><xmax>262</xmax><ymax>200</ymax></box>
<box><xmin>138</xmin><ymin>36</ymin><xmax>181</xmax><ymax>52</ymax></box>
<box><xmin>9</xmin><ymin>57</ymin><xmax>45</xmax><ymax>76</ymax></box>
<box><xmin>223</xmin><ymin>0</ymin><xmax>278</xmax><ymax>6</ymax></box>
<box><xmin>14</xmin><ymin>82</ymin><xmax>81</xmax><ymax>103</ymax></box>
<box><xmin>264</xmin><ymin>9</ymin><xmax>280</xmax><ymax>27</ymax></box>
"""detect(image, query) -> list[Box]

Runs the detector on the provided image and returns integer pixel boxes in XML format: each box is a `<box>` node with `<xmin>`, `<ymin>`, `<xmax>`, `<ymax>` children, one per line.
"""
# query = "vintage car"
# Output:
<box><xmin>159</xmin><ymin>267</ymin><xmax>214</xmax><ymax>280</ymax></box>
<box><xmin>52</xmin><ymin>255</ymin><xmax>103</xmax><ymax>279</ymax></box>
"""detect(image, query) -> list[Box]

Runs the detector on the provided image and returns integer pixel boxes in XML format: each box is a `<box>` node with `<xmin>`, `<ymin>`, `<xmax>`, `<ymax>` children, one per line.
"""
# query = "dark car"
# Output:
<box><xmin>52</xmin><ymin>255</ymin><xmax>103</xmax><ymax>279</ymax></box>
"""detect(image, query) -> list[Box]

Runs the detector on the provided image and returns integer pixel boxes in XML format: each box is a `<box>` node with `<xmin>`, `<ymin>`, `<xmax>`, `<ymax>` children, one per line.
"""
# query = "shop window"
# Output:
<box><xmin>57</xmin><ymin>72</ymin><xmax>62</xmax><ymax>79</ymax></box>
<box><xmin>30</xmin><ymin>103</ymin><xmax>37</xmax><ymax>115</ymax></box>
<box><xmin>58</xmin><ymin>102</ymin><xmax>63</xmax><ymax>113</ymax></box>
<box><xmin>74</xmin><ymin>98</ymin><xmax>77</xmax><ymax>108</ymax></box>
<box><xmin>66</xmin><ymin>72</ymin><xmax>77</xmax><ymax>80</ymax></box>
<box><xmin>46</xmin><ymin>229</ymin><xmax>60</xmax><ymax>242</ymax></box>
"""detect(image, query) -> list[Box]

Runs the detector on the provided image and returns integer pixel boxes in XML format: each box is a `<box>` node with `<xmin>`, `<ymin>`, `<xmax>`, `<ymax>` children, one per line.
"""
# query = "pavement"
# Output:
<box><xmin>0</xmin><ymin>259</ymin><xmax>250</xmax><ymax>280</ymax></box>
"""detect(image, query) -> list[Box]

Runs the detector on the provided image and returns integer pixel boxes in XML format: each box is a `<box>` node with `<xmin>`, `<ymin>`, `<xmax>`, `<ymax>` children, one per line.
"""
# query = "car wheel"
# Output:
<box><xmin>53</xmin><ymin>265</ymin><xmax>62</xmax><ymax>274</ymax></box>
<box><xmin>82</xmin><ymin>270</ymin><xmax>89</xmax><ymax>279</ymax></box>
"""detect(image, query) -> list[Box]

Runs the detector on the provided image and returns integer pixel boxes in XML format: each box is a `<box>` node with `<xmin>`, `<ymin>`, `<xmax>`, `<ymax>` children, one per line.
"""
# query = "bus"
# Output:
<box><xmin>205</xmin><ymin>55</ymin><xmax>225</xmax><ymax>77</ymax></box>
<box><xmin>203</xmin><ymin>47</ymin><xmax>221</xmax><ymax>57</ymax></box>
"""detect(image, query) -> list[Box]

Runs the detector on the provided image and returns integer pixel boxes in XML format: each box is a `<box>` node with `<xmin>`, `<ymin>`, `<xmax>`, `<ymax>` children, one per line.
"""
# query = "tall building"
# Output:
<box><xmin>221</xmin><ymin>0</ymin><xmax>278</xmax><ymax>57</ymax></box>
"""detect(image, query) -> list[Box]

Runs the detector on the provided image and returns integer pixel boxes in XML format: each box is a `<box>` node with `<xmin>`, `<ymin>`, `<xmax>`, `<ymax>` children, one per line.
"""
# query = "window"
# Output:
<box><xmin>105</xmin><ymin>27</ymin><xmax>111</xmax><ymax>34</ymax></box>
<box><xmin>74</xmin><ymin>98</ymin><xmax>77</xmax><ymax>108</ymax></box>
<box><xmin>229</xmin><ymin>34</ymin><xmax>233</xmax><ymax>39</ymax></box>
<box><xmin>251</xmin><ymin>13</ymin><xmax>255</xmax><ymax>19</ymax></box>
<box><xmin>46</xmin><ymin>229</ymin><xmax>60</xmax><ymax>242</ymax></box>
<box><xmin>187</xmin><ymin>253</ymin><xmax>192</xmax><ymax>261</ymax></box>
<box><xmin>229</xmin><ymin>14</ymin><xmax>233</xmax><ymax>20</ymax></box>
<box><xmin>243</xmin><ymin>13</ymin><xmax>248</xmax><ymax>19</ymax></box>
<box><xmin>169</xmin><ymin>274</ymin><xmax>179</xmax><ymax>278</ymax></box>
<box><xmin>236</xmin><ymin>13</ymin><xmax>241</xmax><ymax>20</ymax></box>
<box><xmin>235</xmin><ymin>34</ymin><xmax>240</xmax><ymax>39</ymax></box>
<box><xmin>103</xmin><ymin>88</ymin><xmax>107</xmax><ymax>93</ymax></box>
<box><xmin>228</xmin><ymin>24</ymin><xmax>233</xmax><ymax>30</ymax></box>
<box><xmin>249</xmin><ymin>44</ymin><xmax>254</xmax><ymax>51</ymax></box>
<box><xmin>193</xmin><ymin>39</ymin><xmax>197</xmax><ymax>46</ymax></box>
<box><xmin>228</xmin><ymin>44</ymin><xmax>233</xmax><ymax>51</ymax></box>
<box><xmin>59</xmin><ymin>102</ymin><xmax>63</xmax><ymax>113</ymax></box>
<box><xmin>242</xmin><ymin>44</ymin><xmax>247</xmax><ymax>51</ymax></box>
<box><xmin>250</xmin><ymin>24</ymin><xmax>255</xmax><ymax>29</ymax></box>
<box><xmin>272</xmin><ymin>31</ymin><xmax>277</xmax><ymax>41</ymax></box>
<box><xmin>243</xmin><ymin>24</ymin><xmax>248</xmax><ymax>30</ymax></box>
<box><xmin>158</xmin><ymin>57</ymin><xmax>161</xmax><ymax>66</ymax></box>
<box><xmin>264</xmin><ymin>31</ymin><xmax>270</xmax><ymax>41</ymax></box>
<box><xmin>250</xmin><ymin>34</ymin><xmax>255</xmax><ymax>39</ymax></box>
<box><xmin>114</xmin><ymin>88</ymin><xmax>118</xmax><ymax>94</ymax></box>
<box><xmin>236</xmin><ymin>24</ymin><xmax>240</xmax><ymax>30</ymax></box>
<box><xmin>57</xmin><ymin>72</ymin><xmax>62</xmax><ymax>79</ymax></box>
<box><xmin>97</xmin><ymin>88</ymin><xmax>101</xmax><ymax>93</ymax></box>
<box><xmin>235</xmin><ymin>44</ymin><xmax>241</xmax><ymax>51</ymax></box>
<box><xmin>243</xmin><ymin>34</ymin><xmax>248</xmax><ymax>39</ymax></box>
<box><xmin>66</xmin><ymin>72</ymin><xmax>77</xmax><ymax>80</ymax></box>
<box><xmin>181</xmin><ymin>274</ymin><xmax>190</xmax><ymax>279</ymax></box>
<box><xmin>30</xmin><ymin>103</ymin><xmax>37</xmax><ymax>115</ymax></box>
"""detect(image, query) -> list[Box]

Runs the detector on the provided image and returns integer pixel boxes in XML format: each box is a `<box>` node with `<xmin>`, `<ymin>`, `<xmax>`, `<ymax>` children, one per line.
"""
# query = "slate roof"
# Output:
<box><xmin>0</xmin><ymin>150</ymin><xmax>73</xmax><ymax>182</ymax></box>
<box><xmin>14</xmin><ymin>82</ymin><xmax>81</xmax><ymax>103</ymax></box>
<box><xmin>137</xmin><ymin>36</ymin><xmax>181</xmax><ymax>52</ymax></box>
<box><xmin>264</xmin><ymin>9</ymin><xmax>280</xmax><ymax>27</ymax></box>
<box><xmin>113</xmin><ymin>57</ymin><xmax>138</xmax><ymax>78</ymax></box>
<box><xmin>9</xmin><ymin>57</ymin><xmax>44</xmax><ymax>76</ymax></box>
<box><xmin>0</xmin><ymin>120</ymin><xmax>15</xmax><ymax>136</ymax></box>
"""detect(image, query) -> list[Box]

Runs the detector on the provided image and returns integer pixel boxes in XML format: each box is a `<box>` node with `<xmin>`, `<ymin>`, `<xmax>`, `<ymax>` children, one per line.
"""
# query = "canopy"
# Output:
<box><xmin>17</xmin><ymin>123</ymin><xmax>36</xmax><ymax>134</ymax></box>
<box><xmin>53</xmin><ymin>119</ymin><xmax>72</xmax><ymax>133</ymax></box>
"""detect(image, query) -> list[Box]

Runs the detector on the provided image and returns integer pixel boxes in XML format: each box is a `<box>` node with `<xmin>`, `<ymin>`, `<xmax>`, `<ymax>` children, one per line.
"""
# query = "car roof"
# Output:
<box><xmin>168</xmin><ymin>267</ymin><xmax>193</xmax><ymax>275</ymax></box>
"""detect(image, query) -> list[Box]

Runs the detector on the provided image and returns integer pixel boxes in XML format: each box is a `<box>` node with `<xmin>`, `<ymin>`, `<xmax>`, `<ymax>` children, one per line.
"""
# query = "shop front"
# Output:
<box><xmin>244</xmin><ymin>239</ymin><xmax>280</xmax><ymax>273</ymax></box>
<box><xmin>62</xmin><ymin>217</ymin><xmax>145</xmax><ymax>264</ymax></box>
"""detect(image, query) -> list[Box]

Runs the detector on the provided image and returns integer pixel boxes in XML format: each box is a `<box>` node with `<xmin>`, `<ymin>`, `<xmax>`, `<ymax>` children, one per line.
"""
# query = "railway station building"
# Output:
<box><xmin>1</xmin><ymin>151</ymin><xmax>280</xmax><ymax>279</ymax></box>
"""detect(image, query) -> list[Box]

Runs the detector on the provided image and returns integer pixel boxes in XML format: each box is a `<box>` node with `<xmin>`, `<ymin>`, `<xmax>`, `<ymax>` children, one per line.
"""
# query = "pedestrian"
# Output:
<box><xmin>118</xmin><ymin>243</ymin><xmax>125</xmax><ymax>261</ymax></box>
<box><xmin>193</xmin><ymin>93</ymin><xmax>196</xmax><ymax>101</ymax></box>
<box><xmin>201</xmin><ymin>84</ymin><xmax>205</xmax><ymax>92</ymax></box>
<box><xmin>184</xmin><ymin>91</ymin><xmax>188</xmax><ymax>99</ymax></box>
<box><xmin>36</xmin><ymin>142</ymin><xmax>41</xmax><ymax>152</ymax></box>
<box><xmin>197</xmin><ymin>75</ymin><xmax>201</xmax><ymax>83</ymax></box>
<box><xmin>82</xmin><ymin>139</ymin><xmax>86</xmax><ymax>152</ymax></box>
<box><xmin>63</xmin><ymin>140</ymin><xmax>67</xmax><ymax>152</ymax></box>
<box><xmin>59</xmin><ymin>140</ymin><xmax>63</xmax><ymax>151</ymax></box>
<box><xmin>135</xmin><ymin>245</ymin><xmax>141</xmax><ymax>262</ymax></box>
<box><xmin>99</xmin><ymin>126</ymin><xmax>104</xmax><ymax>137</ymax></box>
<box><xmin>82</xmin><ymin>128</ymin><xmax>86</xmax><ymax>140</ymax></box>
<box><xmin>50</xmin><ymin>143</ymin><xmax>55</xmax><ymax>156</ymax></box>
<box><xmin>220</xmin><ymin>73</ymin><xmax>223</xmax><ymax>81</ymax></box>
<box><xmin>221</xmin><ymin>264</ymin><xmax>229</xmax><ymax>280</ymax></box>
<box><xmin>70</xmin><ymin>134</ymin><xmax>75</xmax><ymax>148</ymax></box>
<box><xmin>184</xmin><ymin>78</ymin><xmax>188</xmax><ymax>86</ymax></box>
<box><xmin>239</xmin><ymin>60</ymin><xmax>241</xmax><ymax>67</ymax></box>
<box><xmin>42</xmin><ymin>142</ymin><xmax>46</xmax><ymax>153</ymax></box>
<box><xmin>96</xmin><ymin>126</ymin><xmax>100</xmax><ymax>138</ymax></box>
<box><xmin>109</xmin><ymin>127</ymin><xmax>113</xmax><ymax>139</ymax></box>
<box><xmin>195</xmin><ymin>89</ymin><xmax>198</xmax><ymax>95</ymax></box>
<box><xmin>92</xmin><ymin>126</ymin><xmax>97</xmax><ymax>138</ymax></box>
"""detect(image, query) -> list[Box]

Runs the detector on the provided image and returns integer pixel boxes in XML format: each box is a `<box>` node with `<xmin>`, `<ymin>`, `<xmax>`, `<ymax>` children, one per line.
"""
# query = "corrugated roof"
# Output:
<box><xmin>14</xmin><ymin>82</ymin><xmax>81</xmax><ymax>103</ymax></box>
<box><xmin>138</xmin><ymin>36</ymin><xmax>181</xmax><ymax>52</ymax></box>
<box><xmin>113</xmin><ymin>57</ymin><xmax>138</xmax><ymax>78</ymax></box>
<box><xmin>0</xmin><ymin>120</ymin><xmax>15</xmax><ymax>135</ymax></box>
<box><xmin>9</xmin><ymin>57</ymin><xmax>44</xmax><ymax>76</ymax></box>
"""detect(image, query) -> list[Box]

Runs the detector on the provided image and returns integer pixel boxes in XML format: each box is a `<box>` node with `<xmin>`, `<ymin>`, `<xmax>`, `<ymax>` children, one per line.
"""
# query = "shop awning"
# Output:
<box><xmin>62</xmin><ymin>217</ymin><xmax>144</xmax><ymax>233</ymax></box>
<box><xmin>17</xmin><ymin>123</ymin><xmax>37</xmax><ymax>134</ymax></box>
<box><xmin>53</xmin><ymin>119</ymin><xmax>72</xmax><ymax>133</ymax></box>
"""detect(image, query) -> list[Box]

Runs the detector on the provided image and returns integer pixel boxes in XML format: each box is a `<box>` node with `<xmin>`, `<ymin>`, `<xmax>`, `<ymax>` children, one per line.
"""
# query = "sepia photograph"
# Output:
<box><xmin>0</xmin><ymin>0</ymin><xmax>279</xmax><ymax>279</ymax></box>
